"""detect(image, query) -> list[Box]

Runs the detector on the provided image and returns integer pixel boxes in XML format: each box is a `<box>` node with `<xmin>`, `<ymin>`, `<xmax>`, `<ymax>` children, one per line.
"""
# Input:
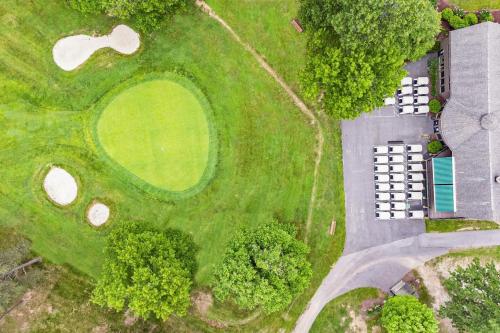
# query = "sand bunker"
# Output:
<box><xmin>53</xmin><ymin>24</ymin><xmax>140</xmax><ymax>71</ymax></box>
<box><xmin>87</xmin><ymin>201</ymin><xmax>110</xmax><ymax>227</ymax></box>
<box><xmin>43</xmin><ymin>167</ymin><xmax>78</xmax><ymax>206</ymax></box>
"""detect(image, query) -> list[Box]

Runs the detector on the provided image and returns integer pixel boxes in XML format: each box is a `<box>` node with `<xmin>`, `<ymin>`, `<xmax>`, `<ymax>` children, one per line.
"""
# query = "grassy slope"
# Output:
<box><xmin>97</xmin><ymin>78</ymin><xmax>211</xmax><ymax>192</ymax></box>
<box><xmin>0</xmin><ymin>0</ymin><xmax>318</xmax><ymax>289</ymax></box>
<box><xmin>448</xmin><ymin>0</ymin><xmax>500</xmax><ymax>10</ymax></box>
<box><xmin>426</xmin><ymin>219</ymin><xmax>499</xmax><ymax>232</ymax></box>
<box><xmin>310</xmin><ymin>288</ymin><xmax>379</xmax><ymax>333</ymax></box>
<box><xmin>203</xmin><ymin>1</ymin><xmax>347</xmax><ymax>331</ymax></box>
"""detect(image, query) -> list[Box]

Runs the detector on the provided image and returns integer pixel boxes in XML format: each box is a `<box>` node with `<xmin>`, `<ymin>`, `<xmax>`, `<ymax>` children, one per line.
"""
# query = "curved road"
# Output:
<box><xmin>293</xmin><ymin>230</ymin><xmax>500</xmax><ymax>333</ymax></box>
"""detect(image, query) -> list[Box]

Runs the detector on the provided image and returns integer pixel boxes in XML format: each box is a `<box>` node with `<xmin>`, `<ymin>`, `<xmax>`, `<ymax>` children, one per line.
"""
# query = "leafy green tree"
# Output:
<box><xmin>67</xmin><ymin>0</ymin><xmax>187</xmax><ymax>32</ymax></box>
<box><xmin>429</xmin><ymin>99</ymin><xmax>441</xmax><ymax>113</ymax></box>
<box><xmin>440</xmin><ymin>258</ymin><xmax>500</xmax><ymax>332</ymax></box>
<box><xmin>381</xmin><ymin>296</ymin><xmax>439</xmax><ymax>333</ymax></box>
<box><xmin>213</xmin><ymin>222</ymin><xmax>312</xmax><ymax>314</ymax></box>
<box><xmin>91</xmin><ymin>222</ymin><xmax>197</xmax><ymax>320</ymax></box>
<box><xmin>427</xmin><ymin>140</ymin><xmax>443</xmax><ymax>154</ymax></box>
<box><xmin>299</xmin><ymin>0</ymin><xmax>440</xmax><ymax>119</ymax></box>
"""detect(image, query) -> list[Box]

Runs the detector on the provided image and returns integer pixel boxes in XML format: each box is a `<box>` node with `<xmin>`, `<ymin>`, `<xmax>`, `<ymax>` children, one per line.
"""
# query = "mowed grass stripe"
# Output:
<box><xmin>96</xmin><ymin>78</ymin><xmax>212</xmax><ymax>193</ymax></box>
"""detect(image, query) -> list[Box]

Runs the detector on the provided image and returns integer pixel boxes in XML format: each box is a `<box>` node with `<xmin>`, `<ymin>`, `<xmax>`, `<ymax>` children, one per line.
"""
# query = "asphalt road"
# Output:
<box><xmin>293</xmin><ymin>230</ymin><xmax>500</xmax><ymax>333</ymax></box>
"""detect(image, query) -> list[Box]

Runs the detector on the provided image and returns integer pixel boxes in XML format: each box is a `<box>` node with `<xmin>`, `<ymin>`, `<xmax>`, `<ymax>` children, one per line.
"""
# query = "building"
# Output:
<box><xmin>433</xmin><ymin>22</ymin><xmax>500</xmax><ymax>221</ymax></box>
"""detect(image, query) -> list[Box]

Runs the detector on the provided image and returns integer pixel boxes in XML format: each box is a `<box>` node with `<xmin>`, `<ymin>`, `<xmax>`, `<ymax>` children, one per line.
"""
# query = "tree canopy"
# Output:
<box><xmin>213</xmin><ymin>222</ymin><xmax>312</xmax><ymax>314</ymax></box>
<box><xmin>299</xmin><ymin>0</ymin><xmax>440</xmax><ymax>119</ymax></box>
<box><xmin>439</xmin><ymin>258</ymin><xmax>500</xmax><ymax>332</ymax></box>
<box><xmin>381</xmin><ymin>295</ymin><xmax>439</xmax><ymax>333</ymax></box>
<box><xmin>91</xmin><ymin>221</ymin><xmax>198</xmax><ymax>320</ymax></box>
<box><xmin>67</xmin><ymin>0</ymin><xmax>187</xmax><ymax>32</ymax></box>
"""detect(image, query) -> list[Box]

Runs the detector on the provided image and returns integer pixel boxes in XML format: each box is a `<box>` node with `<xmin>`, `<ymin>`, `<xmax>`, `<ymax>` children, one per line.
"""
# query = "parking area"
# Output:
<box><xmin>341</xmin><ymin>56</ymin><xmax>434</xmax><ymax>254</ymax></box>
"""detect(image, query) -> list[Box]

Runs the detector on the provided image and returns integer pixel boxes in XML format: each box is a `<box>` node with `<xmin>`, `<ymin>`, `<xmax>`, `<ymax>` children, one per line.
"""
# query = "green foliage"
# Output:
<box><xmin>429</xmin><ymin>99</ymin><xmax>441</xmax><ymax>113</ymax></box>
<box><xmin>440</xmin><ymin>258</ymin><xmax>500</xmax><ymax>332</ymax></box>
<box><xmin>427</xmin><ymin>58</ymin><xmax>439</xmax><ymax>98</ymax></box>
<box><xmin>213</xmin><ymin>222</ymin><xmax>312</xmax><ymax>314</ymax></box>
<box><xmin>91</xmin><ymin>222</ymin><xmax>197</xmax><ymax>320</ymax></box>
<box><xmin>479</xmin><ymin>9</ymin><xmax>494</xmax><ymax>22</ymax></box>
<box><xmin>381</xmin><ymin>296</ymin><xmax>439</xmax><ymax>333</ymax></box>
<box><xmin>448</xmin><ymin>15</ymin><xmax>468</xmax><ymax>29</ymax></box>
<box><xmin>464</xmin><ymin>13</ymin><xmax>479</xmax><ymax>25</ymax></box>
<box><xmin>453</xmin><ymin>6</ymin><xmax>466</xmax><ymax>18</ymax></box>
<box><xmin>427</xmin><ymin>140</ymin><xmax>443</xmax><ymax>154</ymax></box>
<box><xmin>441</xmin><ymin>8</ymin><xmax>455</xmax><ymax>21</ymax></box>
<box><xmin>299</xmin><ymin>0</ymin><xmax>440</xmax><ymax>119</ymax></box>
<box><xmin>67</xmin><ymin>0</ymin><xmax>187</xmax><ymax>32</ymax></box>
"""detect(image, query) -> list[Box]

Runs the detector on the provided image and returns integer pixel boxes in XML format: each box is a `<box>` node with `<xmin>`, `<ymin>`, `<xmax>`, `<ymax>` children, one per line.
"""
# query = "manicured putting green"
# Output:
<box><xmin>96</xmin><ymin>78</ymin><xmax>212</xmax><ymax>193</ymax></box>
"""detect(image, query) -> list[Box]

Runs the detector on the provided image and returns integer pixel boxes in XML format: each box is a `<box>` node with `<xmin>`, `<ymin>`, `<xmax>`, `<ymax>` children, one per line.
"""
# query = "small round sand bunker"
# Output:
<box><xmin>87</xmin><ymin>201</ymin><xmax>110</xmax><ymax>227</ymax></box>
<box><xmin>43</xmin><ymin>167</ymin><xmax>78</xmax><ymax>206</ymax></box>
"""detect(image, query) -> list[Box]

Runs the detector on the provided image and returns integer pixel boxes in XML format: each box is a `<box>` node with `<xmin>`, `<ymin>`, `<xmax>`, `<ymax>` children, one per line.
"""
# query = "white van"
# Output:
<box><xmin>389</xmin><ymin>155</ymin><xmax>404</xmax><ymax>163</ymax></box>
<box><xmin>413</xmin><ymin>86</ymin><xmax>429</xmax><ymax>96</ymax></box>
<box><xmin>398</xmin><ymin>86</ymin><xmax>413</xmax><ymax>96</ymax></box>
<box><xmin>374</xmin><ymin>174</ymin><xmax>390</xmax><ymax>182</ymax></box>
<box><xmin>408</xmin><ymin>183</ymin><xmax>424</xmax><ymax>191</ymax></box>
<box><xmin>389</xmin><ymin>145</ymin><xmax>405</xmax><ymax>154</ymax></box>
<box><xmin>414</xmin><ymin>96</ymin><xmax>429</xmax><ymax>105</ymax></box>
<box><xmin>390</xmin><ymin>173</ymin><xmax>405</xmax><ymax>182</ymax></box>
<box><xmin>376</xmin><ymin>192</ymin><xmax>390</xmax><ymax>201</ymax></box>
<box><xmin>376</xmin><ymin>202</ymin><xmax>390</xmax><ymax>211</ymax></box>
<box><xmin>391</xmin><ymin>192</ymin><xmax>406</xmax><ymax>201</ymax></box>
<box><xmin>398</xmin><ymin>105</ymin><xmax>414</xmax><ymax>115</ymax></box>
<box><xmin>409</xmin><ymin>210</ymin><xmax>425</xmax><ymax>219</ymax></box>
<box><xmin>376</xmin><ymin>211</ymin><xmax>391</xmax><ymax>220</ymax></box>
<box><xmin>408</xmin><ymin>154</ymin><xmax>424</xmax><ymax>162</ymax></box>
<box><xmin>374</xmin><ymin>155</ymin><xmax>389</xmax><ymax>164</ymax></box>
<box><xmin>408</xmin><ymin>173</ymin><xmax>424</xmax><ymax>182</ymax></box>
<box><xmin>375</xmin><ymin>183</ymin><xmax>390</xmax><ymax>191</ymax></box>
<box><xmin>414</xmin><ymin>105</ymin><xmax>429</xmax><ymax>115</ymax></box>
<box><xmin>390</xmin><ymin>164</ymin><xmax>405</xmax><ymax>173</ymax></box>
<box><xmin>374</xmin><ymin>145</ymin><xmax>389</xmax><ymax>154</ymax></box>
<box><xmin>375</xmin><ymin>165</ymin><xmax>389</xmax><ymax>173</ymax></box>
<box><xmin>413</xmin><ymin>77</ymin><xmax>429</xmax><ymax>86</ymax></box>
<box><xmin>408</xmin><ymin>163</ymin><xmax>424</xmax><ymax>172</ymax></box>
<box><xmin>391</xmin><ymin>202</ymin><xmax>407</xmax><ymax>211</ymax></box>
<box><xmin>407</xmin><ymin>144</ymin><xmax>423</xmax><ymax>153</ymax></box>
<box><xmin>390</xmin><ymin>183</ymin><xmax>405</xmax><ymax>191</ymax></box>
<box><xmin>408</xmin><ymin>192</ymin><xmax>423</xmax><ymax>200</ymax></box>
<box><xmin>399</xmin><ymin>96</ymin><xmax>413</xmax><ymax>105</ymax></box>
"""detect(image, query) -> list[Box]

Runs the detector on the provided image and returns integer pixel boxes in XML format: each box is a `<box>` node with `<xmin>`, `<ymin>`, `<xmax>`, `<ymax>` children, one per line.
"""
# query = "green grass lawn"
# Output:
<box><xmin>95</xmin><ymin>75</ymin><xmax>216</xmax><ymax>196</ymax></box>
<box><xmin>448</xmin><ymin>0</ymin><xmax>500</xmax><ymax>10</ymax></box>
<box><xmin>310</xmin><ymin>288</ymin><xmax>380</xmax><ymax>333</ymax></box>
<box><xmin>425</xmin><ymin>219</ymin><xmax>499</xmax><ymax>232</ymax></box>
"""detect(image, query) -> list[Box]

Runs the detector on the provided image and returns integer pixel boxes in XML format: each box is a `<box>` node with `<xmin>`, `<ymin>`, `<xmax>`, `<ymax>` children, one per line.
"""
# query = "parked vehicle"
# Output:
<box><xmin>375</xmin><ymin>183</ymin><xmax>390</xmax><ymax>191</ymax></box>
<box><xmin>390</xmin><ymin>211</ymin><xmax>406</xmax><ymax>219</ymax></box>
<box><xmin>376</xmin><ymin>211</ymin><xmax>391</xmax><ymax>220</ymax></box>
<box><xmin>399</xmin><ymin>96</ymin><xmax>413</xmax><ymax>105</ymax></box>
<box><xmin>414</xmin><ymin>96</ymin><xmax>429</xmax><ymax>105</ymax></box>
<box><xmin>384</xmin><ymin>97</ymin><xmax>396</xmax><ymax>106</ymax></box>
<box><xmin>389</xmin><ymin>155</ymin><xmax>404</xmax><ymax>163</ymax></box>
<box><xmin>408</xmin><ymin>163</ymin><xmax>424</xmax><ymax>172</ymax></box>
<box><xmin>401</xmin><ymin>76</ymin><xmax>413</xmax><ymax>86</ymax></box>
<box><xmin>376</xmin><ymin>192</ymin><xmax>390</xmax><ymax>201</ymax></box>
<box><xmin>390</xmin><ymin>173</ymin><xmax>405</xmax><ymax>182</ymax></box>
<box><xmin>397</xmin><ymin>86</ymin><xmax>413</xmax><ymax>96</ymax></box>
<box><xmin>376</xmin><ymin>202</ymin><xmax>390</xmax><ymax>211</ymax></box>
<box><xmin>375</xmin><ymin>165</ymin><xmax>389</xmax><ymax>173</ymax></box>
<box><xmin>391</xmin><ymin>192</ymin><xmax>406</xmax><ymax>201</ymax></box>
<box><xmin>390</xmin><ymin>164</ymin><xmax>404</xmax><ymax>173</ymax></box>
<box><xmin>398</xmin><ymin>105</ymin><xmax>414</xmax><ymax>115</ymax></box>
<box><xmin>389</xmin><ymin>145</ymin><xmax>405</xmax><ymax>154</ymax></box>
<box><xmin>414</xmin><ymin>105</ymin><xmax>429</xmax><ymax>115</ymax></box>
<box><xmin>408</xmin><ymin>154</ymin><xmax>424</xmax><ymax>162</ymax></box>
<box><xmin>408</xmin><ymin>183</ymin><xmax>424</xmax><ymax>191</ymax></box>
<box><xmin>374</xmin><ymin>155</ymin><xmax>389</xmax><ymax>164</ymax></box>
<box><xmin>390</xmin><ymin>183</ymin><xmax>405</xmax><ymax>191</ymax></box>
<box><xmin>408</xmin><ymin>173</ymin><xmax>424</xmax><ymax>181</ymax></box>
<box><xmin>407</xmin><ymin>144</ymin><xmax>423</xmax><ymax>153</ymax></box>
<box><xmin>391</xmin><ymin>202</ymin><xmax>407</xmax><ymax>211</ymax></box>
<box><xmin>408</xmin><ymin>192</ymin><xmax>423</xmax><ymax>200</ymax></box>
<box><xmin>374</xmin><ymin>174</ymin><xmax>390</xmax><ymax>182</ymax></box>
<box><xmin>413</xmin><ymin>77</ymin><xmax>429</xmax><ymax>86</ymax></box>
<box><xmin>409</xmin><ymin>210</ymin><xmax>425</xmax><ymax>219</ymax></box>
<box><xmin>413</xmin><ymin>86</ymin><xmax>429</xmax><ymax>95</ymax></box>
<box><xmin>374</xmin><ymin>145</ymin><xmax>389</xmax><ymax>154</ymax></box>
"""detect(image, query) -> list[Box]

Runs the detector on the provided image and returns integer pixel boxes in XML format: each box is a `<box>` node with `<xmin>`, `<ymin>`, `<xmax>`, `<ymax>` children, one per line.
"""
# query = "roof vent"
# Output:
<box><xmin>480</xmin><ymin>113</ymin><xmax>498</xmax><ymax>130</ymax></box>
<box><xmin>496</xmin><ymin>176</ymin><xmax>500</xmax><ymax>184</ymax></box>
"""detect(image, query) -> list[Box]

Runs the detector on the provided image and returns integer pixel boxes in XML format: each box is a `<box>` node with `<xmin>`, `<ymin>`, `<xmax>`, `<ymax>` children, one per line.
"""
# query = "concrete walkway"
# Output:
<box><xmin>293</xmin><ymin>230</ymin><xmax>500</xmax><ymax>333</ymax></box>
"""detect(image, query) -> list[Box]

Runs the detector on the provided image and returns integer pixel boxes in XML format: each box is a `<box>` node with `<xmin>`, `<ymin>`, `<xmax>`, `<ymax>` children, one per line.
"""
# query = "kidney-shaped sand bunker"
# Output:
<box><xmin>95</xmin><ymin>76</ymin><xmax>216</xmax><ymax>197</ymax></box>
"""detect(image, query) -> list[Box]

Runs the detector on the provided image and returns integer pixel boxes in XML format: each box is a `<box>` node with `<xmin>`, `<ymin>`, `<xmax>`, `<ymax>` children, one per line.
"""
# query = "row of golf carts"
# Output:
<box><xmin>384</xmin><ymin>77</ymin><xmax>430</xmax><ymax>115</ymax></box>
<box><xmin>373</xmin><ymin>143</ymin><xmax>426</xmax><ymax>220</ymax></box>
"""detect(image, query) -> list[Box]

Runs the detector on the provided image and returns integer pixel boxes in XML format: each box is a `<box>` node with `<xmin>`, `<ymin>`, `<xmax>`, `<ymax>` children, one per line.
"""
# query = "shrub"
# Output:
<box><xmin>427</xmin><ymin>58</ymin><xmax>438</xmax><ymax>97</ymax></box>
<box><xmin>429</xmin><ymin>99</ymin><xmax>441</xmax><ymax>113</ymax></box>
<box><xmin>464</xmin><ymin>13</ymin><xmax>479</xmax><ymax>26</ymax></box>
<box><xmin>479</xmin><ymin>9</ymin><xmax>494</xmax><ymax>22</ymax></box>
<box><xmin>440</xmin><ymin>258</ymin><xmax>500</xmax><ymax>332</ymax></box>
<box><xmin>427</xmin><ymin>140</ymin><xmax>443</xmax><ymax>154</ymax></box>
<box><xmin>441</xmin><ymin>8</ymin><xmax>454</xmax><ymax>21</ymax></box>
<box><xmin>381</xmin><ymin>296</ymin><xmax>439</xmax><ymax>333</ymax></box>
<box><xmin>449</xmin><ymin>15</ymin><xmax>467</xmax><ymax>29</ymax></box>
<box><xmin>452</xmin><ymin>6</ymin><xmax>465</xmax><ymax>18</ymax></box>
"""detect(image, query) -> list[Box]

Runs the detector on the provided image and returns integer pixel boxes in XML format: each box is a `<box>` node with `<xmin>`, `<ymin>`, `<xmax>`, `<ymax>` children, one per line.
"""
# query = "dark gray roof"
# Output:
<box><xmin>440</xmin><ymin>22</ymin><xmax>500</xmax><ymax>221</ymax></box>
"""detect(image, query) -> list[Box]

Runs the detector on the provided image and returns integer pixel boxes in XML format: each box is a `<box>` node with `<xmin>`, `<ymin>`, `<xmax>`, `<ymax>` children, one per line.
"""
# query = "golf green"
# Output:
<box><xmin>96</xmin><ymin>76</ymin><xmax>216</xmax><ymax>195</ymax></box>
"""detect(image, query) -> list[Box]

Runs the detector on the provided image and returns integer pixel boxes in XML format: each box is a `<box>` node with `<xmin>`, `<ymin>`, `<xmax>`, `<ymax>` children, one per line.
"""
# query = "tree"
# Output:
<box><xmin>67</xmin><ymin>0</ymin><xmax>187</xmax><ymax>32</ymax></box>
<box><xmin>427</xmin><ymin>140</ymin><xmax>443</xmax><ymax>154</ymax></box>
<box><xmin>439</xmin><ymin>258</ymin><xmax>500</xmax><ymax>332</ymax></box>
<box><xmin>91</xmin><ymin>222</ymin><xmax>197</xmax><ymax>320</ymax></box>
<box><xmin>213</xmin><ymin>222</ymin><xmax>312</xmax><ymax>314</ymax></box>
<box><xmin>429</xmin><ymin>99</ymin><xmax>441</xmax><ymax>113</ymax></box>
<box><xmin>381</xmin><ymin>296</ymin><xmax>439</xmax><ymax>333</ymax></box>
<box><xmin>299</xmin><ymin>0</ymin><xmax>441</xmax><ymax>119</ymax></box>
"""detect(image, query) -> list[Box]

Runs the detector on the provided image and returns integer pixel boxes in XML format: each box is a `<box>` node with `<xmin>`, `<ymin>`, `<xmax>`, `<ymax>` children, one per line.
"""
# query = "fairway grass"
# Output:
<box><xmin>95</xmin><ymin>74</ymin><xmax>216</xmax><ymax>197</ymax></box>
